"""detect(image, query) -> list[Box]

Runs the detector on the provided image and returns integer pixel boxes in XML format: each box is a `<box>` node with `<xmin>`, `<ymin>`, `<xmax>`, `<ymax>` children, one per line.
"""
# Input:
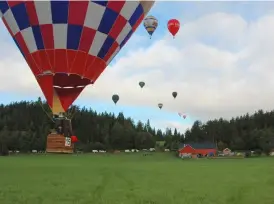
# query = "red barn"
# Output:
<box><xmin>178</xmin><ymin>143</ymin><xmax>217</xmax><ymax>156</ymax></box>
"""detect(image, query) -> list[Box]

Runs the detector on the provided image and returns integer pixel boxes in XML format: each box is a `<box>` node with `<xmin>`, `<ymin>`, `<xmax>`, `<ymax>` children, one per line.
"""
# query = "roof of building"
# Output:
<box><xmin>179</xmin><ymin>142</ymin><xmax>216</xmax><ymax>150</ymax></box>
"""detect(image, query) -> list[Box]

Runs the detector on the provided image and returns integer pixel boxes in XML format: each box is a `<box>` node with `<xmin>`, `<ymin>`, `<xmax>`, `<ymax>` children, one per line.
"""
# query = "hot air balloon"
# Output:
<box><xmin>167</xmin><ymin>19</ymin><xmax>180</xmax><ymax>38</ymax></box>
<box><xmin>178</xmin><ymin>113</ymin><xmax>186</xmax><ymax>119</ymax></box>
<box><xmin>172</xmin><ymin>92</ymin><xmax>177</xmax><ymax>99</ymax></box>
<box><xmin>158</xmin><ymin>103</ymin><xmax>163</xmax><ymax>109</ymax></box>
<box><xmin>143</xmin><ymin>15</ymin><xmax>158</xmax><ymax>38</ymax></box>
<box><xmin>0</xmin><ymin>0</ymin><xmax>155</xmax><ymax>118</ymax></box>
<box><xmin>139</xmin><ymin>81</ymin><xmax>145</xmax><ymax>88</ymax></box>
<box><xmin>112</xmin><ymin>94</ymin><xmax>119</xmax><ymax>105</ymax></box>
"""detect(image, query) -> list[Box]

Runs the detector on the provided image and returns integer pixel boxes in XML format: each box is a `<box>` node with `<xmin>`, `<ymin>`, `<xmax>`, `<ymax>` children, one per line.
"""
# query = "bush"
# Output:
<box><xmin>244</xmin><ymin>151</ymin><xmax>251</xmax><ymax>158</ymax></box>
<box><xmin>93</xmin><ymin>142</ymin><xmax>106</xmax><ymax>151</ymax></box>
<box><xmin>83</xmin><ymin>143</ymin><xmax>93</xmax><ymax>153</ymax></box>
<box><xmin>262</xmin><ymin>147</ymin><xmax>271</xmax><ymax>156</ymax></box>
<box><xmin>254</xmin><ymin>149</ymin><xmax>262</xmax><ymax>156</ymax></box>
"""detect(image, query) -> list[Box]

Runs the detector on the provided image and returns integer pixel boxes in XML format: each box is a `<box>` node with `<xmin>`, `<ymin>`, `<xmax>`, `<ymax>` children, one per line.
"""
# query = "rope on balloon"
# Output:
<box><xmin>37</xmin><ymin>97</ymin><xmax>55</xmax><ymax>123</ymax></box>
<box><xmin>67</xmin><ymin>105</ymin><xmax>78</xmax><ymax>120</ymax></box>
<box><xmin>66</xmin><ymin>106</ymin><xmax>73</xmax><ymax>119</ymax></box>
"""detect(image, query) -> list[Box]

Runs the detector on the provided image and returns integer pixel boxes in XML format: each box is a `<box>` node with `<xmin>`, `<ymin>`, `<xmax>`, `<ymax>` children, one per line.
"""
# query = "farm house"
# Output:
<box><xmin>178</xmin><ymin>143</ymin><xmax>217</xmax><ymax>157</ymax></box>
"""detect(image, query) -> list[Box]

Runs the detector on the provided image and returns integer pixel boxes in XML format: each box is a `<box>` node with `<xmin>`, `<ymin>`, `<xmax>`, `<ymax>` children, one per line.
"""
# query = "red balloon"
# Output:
<box><xmin>167</xmin><ymin>19</ymin><xmax>180</xmax><ymax>37</ymax></box>
<box><xmin>71</xmin><ymin>136</ymin><xmax>78</xmax><ymax>143</ymax></box>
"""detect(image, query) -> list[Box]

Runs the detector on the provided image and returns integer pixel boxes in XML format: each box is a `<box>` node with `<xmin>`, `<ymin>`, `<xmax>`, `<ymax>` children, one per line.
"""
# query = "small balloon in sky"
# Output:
<box><xmin>158</xmin><ymin>103</ymin><xmax>163</xmax><ymax>109</ymax></box>
<box><xmin>168</xmin><ymin>19</ymin><xmax>180</xmax><ymax>38</ymax></box>
<box><xmin>172</xmin><ymin>92</ymin><xmax>177</xmax><ymax>99</ymax></box>
<box><xmin>143</xmin><ymin>15</ymin><xmax>158</xmax><ymax>38</ymax></box>
<box><xmin>139</xmin><ymin>81</ymin><xmax>145</xmax><ymax>88</ymax></box>
<box><xmin>112</xmin><ymin>94</ymin><xmax>119</xmax><ymax>105</ymax></box>
<box><xmin>178</xmin><ymin>113</ymin><xmax>187</xmax><ymax>119</ymax></box>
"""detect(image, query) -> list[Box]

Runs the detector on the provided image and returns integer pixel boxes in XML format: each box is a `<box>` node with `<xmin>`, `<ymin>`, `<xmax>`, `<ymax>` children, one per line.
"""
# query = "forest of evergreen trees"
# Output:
<box><xmin>0</xmin><ymin>100</ymin><xmax>273</xmax><ymax>155</ymax></box>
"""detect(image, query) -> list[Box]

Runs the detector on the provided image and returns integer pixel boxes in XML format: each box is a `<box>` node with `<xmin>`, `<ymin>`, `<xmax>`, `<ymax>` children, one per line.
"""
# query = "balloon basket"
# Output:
<box><xmin>46</xmin><ymin>133</ymin><xmax>74</xmax><ymax>154</ymax></box>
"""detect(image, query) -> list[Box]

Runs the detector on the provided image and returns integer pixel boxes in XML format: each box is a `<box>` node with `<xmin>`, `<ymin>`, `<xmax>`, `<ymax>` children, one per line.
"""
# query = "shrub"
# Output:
<box><xmin>254</xmin><ymin>149</ymin><xmax>262</xmax><ymax>156</ymax></box>
<box><xmin>244</xmin><ymin>151</ymin><xmax>251</xmax><ymax>158</ymax></box>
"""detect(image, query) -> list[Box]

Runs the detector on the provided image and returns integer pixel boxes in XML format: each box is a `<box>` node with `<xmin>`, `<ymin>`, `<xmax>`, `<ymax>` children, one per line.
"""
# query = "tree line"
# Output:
<box><xmin>184</xmin><ymin>110</ymin><xmax>274</xmax><ymax>155</ymax></box>
<box><xmin>0</xmin><ymin>100</ymin><xmax>273</xmax><ymax>155</ymax></box>
<box><xmin>0</xmin><ymin>100</ymin><xmax>183</xmax><ymax>155</ymax></box>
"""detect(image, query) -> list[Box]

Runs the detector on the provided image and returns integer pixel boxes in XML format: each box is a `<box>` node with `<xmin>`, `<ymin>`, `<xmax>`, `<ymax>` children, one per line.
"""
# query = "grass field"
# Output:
<box><xmin>0</xmin><ymin>153</ymin><xmax>274</xmax><ymax>204</ymax></box>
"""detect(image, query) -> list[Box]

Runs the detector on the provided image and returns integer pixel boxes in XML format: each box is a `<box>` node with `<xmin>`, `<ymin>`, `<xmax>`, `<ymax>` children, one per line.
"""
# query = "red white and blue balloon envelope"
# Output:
<box><xmin>0</xmin><ymin>0</ymin><xmax>154</xmax><ymax>113</ymax></box>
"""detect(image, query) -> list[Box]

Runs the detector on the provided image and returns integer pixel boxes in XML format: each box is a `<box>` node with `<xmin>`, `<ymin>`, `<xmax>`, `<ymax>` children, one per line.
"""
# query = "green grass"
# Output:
<box><xmin>0</xmin><ymin>153</ymin><xmax>274</xmax><ymax>204</ymax></box>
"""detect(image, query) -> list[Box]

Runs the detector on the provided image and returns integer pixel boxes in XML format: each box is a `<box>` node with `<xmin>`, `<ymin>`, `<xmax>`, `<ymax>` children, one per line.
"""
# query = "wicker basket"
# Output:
<box><xmin>46</xmin><ymin>134</ymin><xmax>74</xmax><ymax>154</ymax></box>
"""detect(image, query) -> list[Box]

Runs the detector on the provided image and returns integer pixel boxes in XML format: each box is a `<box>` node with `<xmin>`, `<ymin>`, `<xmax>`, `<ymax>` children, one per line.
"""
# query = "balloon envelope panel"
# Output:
<box><xmin>0</xmin><ymin>0</ymin><xmax>154</xmax><ymax>113</ymax></box>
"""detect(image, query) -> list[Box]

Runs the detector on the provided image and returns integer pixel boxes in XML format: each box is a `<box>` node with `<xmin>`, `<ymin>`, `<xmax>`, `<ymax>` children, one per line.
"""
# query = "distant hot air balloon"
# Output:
<box><xmin>158</xmin><ymin>103</ymin><xmax>163</xmax><ymax>109</ymax></box>
<box><xmin>0</xmin><ymin>1</ymin><xmax>155</xmax><ymax>117</ymax></box>
<box><xmin>143</xmin><ymin>15</ymin><xmax>158</xmax><ymax>38</ymax></box>
<box><xmin>112</xmin><ymin>94</ymin><xmax>119</xmax><ymax>105</ymax></box>
<box><xmin>139</xmin><ymin>81</ymin><xmax>145</xmax><ymax>88</ymax></box>
<box><xmin>178</xmin><ymin>113</ymin><xmax>186</xmax><ymax>119</ymax></box>
<box><xmin>168</xmin><ymin>19</ymin><xmax>180</xmax><ymax>38</ymax></box>
<box><xmin>172</xmin><ymin>92</ymin><xmax>177</xmax><ymax>99</ymax></box>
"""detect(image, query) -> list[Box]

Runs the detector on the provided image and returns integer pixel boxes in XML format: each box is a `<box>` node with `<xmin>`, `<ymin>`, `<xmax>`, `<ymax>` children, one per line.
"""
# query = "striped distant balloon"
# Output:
<box><xmin>0</xmin><ymin>0</ymin><xmax>154</xmax><ymax>114</ymax></box>
<box><xmin>143</xmin><ymin>15</ymin><xmax>158</xmax><ymax>38</ymax></box>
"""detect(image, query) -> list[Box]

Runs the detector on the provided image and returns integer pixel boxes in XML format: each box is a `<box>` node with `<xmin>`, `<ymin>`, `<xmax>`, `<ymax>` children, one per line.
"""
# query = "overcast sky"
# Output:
<box><xmin>0</xmin><ymin>1</ymin><xmax>274</xmax><ymax>133</ymax></box>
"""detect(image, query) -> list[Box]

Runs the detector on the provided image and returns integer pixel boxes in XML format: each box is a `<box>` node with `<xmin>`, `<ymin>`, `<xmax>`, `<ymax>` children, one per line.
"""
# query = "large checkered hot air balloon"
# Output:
<box><xmin>0</xmin><ymin>0</ymin><xmax>154</xmax><ymax>116</ymax></box>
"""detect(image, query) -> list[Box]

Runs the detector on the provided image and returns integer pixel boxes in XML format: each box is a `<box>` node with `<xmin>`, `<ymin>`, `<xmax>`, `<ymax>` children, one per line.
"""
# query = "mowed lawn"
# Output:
<box><xmin>0</xmin><ymin>153</ymin><xmax>274</xmax><ymax>204</ymax></box>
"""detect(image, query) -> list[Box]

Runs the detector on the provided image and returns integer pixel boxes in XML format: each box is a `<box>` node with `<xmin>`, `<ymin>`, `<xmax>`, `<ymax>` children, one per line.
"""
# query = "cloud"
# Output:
<box><xmin>87</xmin><ymin>12</ymin><xmax>274</xmax><ymax>121</ymax></box>
<box><xmin>0</xmin><ymin>9</ymin><xmax>274</xmax><ymax>133</ymax></box>
<box><xmin>91</xmin><ymin>12</ymin><xmax>274</xmax><ymax>118</ymax></box>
